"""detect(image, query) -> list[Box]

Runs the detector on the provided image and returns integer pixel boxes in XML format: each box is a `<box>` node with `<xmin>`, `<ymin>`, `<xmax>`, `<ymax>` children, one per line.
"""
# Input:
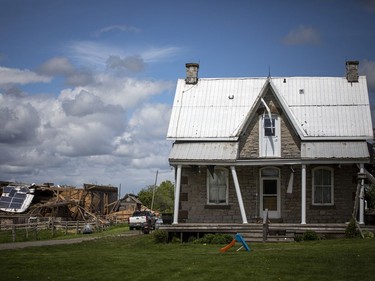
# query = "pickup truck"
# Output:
<box><xmin>128</xmin><ymin>211</ymin><xmax>156</xmax><ymax>231</ymax></box>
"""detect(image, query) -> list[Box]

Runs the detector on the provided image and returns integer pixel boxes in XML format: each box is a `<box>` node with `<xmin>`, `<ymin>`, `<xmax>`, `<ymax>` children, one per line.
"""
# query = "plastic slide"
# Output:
<box><xmin>219</xmin><ymin>233</ymin><xmax>251</xmax><ymax>253</ymax></box>
<box><xmin>220</xmin><ymin>239</ymin><xmax>236</xmax><ymax>253</ymax></box>
<box><xmin>235</xmin><ymin>233</ymin><xmax>250</xmax><ymax>252</ymax></box>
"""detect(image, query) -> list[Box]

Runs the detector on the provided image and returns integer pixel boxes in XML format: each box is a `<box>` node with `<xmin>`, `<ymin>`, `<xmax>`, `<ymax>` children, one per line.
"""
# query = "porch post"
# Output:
<box><xmin>359</xmin><ymin>164</ymin><xmax>365</xmax><ymax>224</ymax></box>
<box><xmin>173</xmin><ymin>165</ymin><xmax>182</xmax><ymax>224</ymax></box>
<box><xmin>301</xmin><ymin>164</ymin><xmax>306</xmax><ymax>224</ymax></box>
<box><xmin>230</xmin><ymin>166</ymin><xmax>248</xmax><ymax>224</ymax></box>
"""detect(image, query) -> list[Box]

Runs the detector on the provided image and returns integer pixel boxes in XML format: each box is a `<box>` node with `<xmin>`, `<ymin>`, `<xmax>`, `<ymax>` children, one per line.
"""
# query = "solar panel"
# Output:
<box><xmin>9</xmin><ymin>189</ymin><xmax>16</xmax><ymax>197</ymax></box>
<box><xmin>0</xmin><ymin>197</ymin><xmax>12</xmax><ymax>203</ymax></box>
<box><xmin>14</xmin><ymin>193</ymin><xmax>26</xmax><ymax>199</ymax></box>
<box><xmin>3</xmin><ymin>186</ymin><xmax>12</xmax><ymax>193</ymax></box>
<box><xmin>10</xmin><ymin>203</ymin><xmax>22</xmax><ymax>209</ymax></box>
<box><xmin>0</xmin><ymin>201</ymin><xmax>9</xmax><ymax>208</ymax></box>
<box><xmin>0</xmin><ymin>185</ymin><xmax>31</xmax><ymax>211</ymax></box>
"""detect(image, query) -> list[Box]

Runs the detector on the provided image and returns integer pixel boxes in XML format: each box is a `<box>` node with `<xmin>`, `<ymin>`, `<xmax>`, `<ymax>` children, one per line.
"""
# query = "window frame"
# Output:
<box><xmin>259</xmin><ymin>167</ymin><xmax>281</xmax><ymax>218</ymax></box>
<box><xmin>206</xmin><ymin>167</ymin><xmax>229</xmax><ymax>205</ymax></box>
<box><xmin>312</xmin><ymin>166</ymin><xmax>334</xmax><ymax>206</ymax></box>
<box><xmin>259</xmin><ymin>113</ymin><xmax>281</xmax><ymax>157</ymax></box>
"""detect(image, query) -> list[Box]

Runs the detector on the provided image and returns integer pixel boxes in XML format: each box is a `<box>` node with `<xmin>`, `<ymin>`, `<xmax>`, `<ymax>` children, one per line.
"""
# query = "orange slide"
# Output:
<box><xmin>219</xmin><ymin>239</ymin><xmax>236</xmax><ymax>253</ymax></box>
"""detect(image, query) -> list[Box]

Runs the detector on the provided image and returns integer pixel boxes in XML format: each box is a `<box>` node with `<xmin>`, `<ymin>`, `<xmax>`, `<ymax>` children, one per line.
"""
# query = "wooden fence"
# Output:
<box><xmin>0</xmin><ymin>218</ymin><xmax>108</xmax><ymax>242</ymax></box>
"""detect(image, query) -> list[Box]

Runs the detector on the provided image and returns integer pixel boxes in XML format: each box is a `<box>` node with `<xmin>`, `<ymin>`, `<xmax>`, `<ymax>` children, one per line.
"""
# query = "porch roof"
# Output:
<box><xmin>301</xmin><ymin>141</ymin><xmax>370</xmax><ymax>159</ymax></box>
<box><xmin>169</xmin><ymin>142</ymin><xmax>238</xmax><ymax>162</ymax></box>
<box><xmin>169</xmin><ymin>141</ymin><xmax>370</xmax><ymax>164</ymax></box>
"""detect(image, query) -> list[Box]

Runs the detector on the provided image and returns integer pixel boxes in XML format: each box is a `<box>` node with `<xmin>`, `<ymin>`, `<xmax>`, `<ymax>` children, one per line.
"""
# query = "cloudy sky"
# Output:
<box><xmin>0</xmin><ymin>0</ymin><xmax>374</xmax><ymax>195</ymax></box>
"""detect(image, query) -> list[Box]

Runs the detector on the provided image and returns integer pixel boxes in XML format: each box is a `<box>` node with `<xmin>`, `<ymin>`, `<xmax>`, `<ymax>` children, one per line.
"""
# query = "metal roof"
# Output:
<box><xmin>301</xmin><ymin>141</ymin><xmax>370</xmax><ymax>159</ymax></box>
<box><xmin>169</xmin><ymin>142</ymin><xmax>238</xmax><ymax>162</ymax></box>
<box><xmin>167</xmin><ymin>76</ymin><xmax>373</xmax><ymax>141</ymax></box>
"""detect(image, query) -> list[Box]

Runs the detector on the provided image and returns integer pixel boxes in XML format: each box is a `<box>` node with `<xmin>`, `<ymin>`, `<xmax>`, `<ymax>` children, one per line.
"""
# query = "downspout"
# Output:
<box><xmin>230</xmin><ymin>166</ymin><xmax>248</xmax><ymax>224</ymax></box>
<box><xmin>173</xmin><ymin>165</ymin><xmax>182</xmax><ymax>224</ymax></box>
<box><xmin>301</xmin><ymin>165</ymin><xmax>306</xmax><ymax>224</ymax></box>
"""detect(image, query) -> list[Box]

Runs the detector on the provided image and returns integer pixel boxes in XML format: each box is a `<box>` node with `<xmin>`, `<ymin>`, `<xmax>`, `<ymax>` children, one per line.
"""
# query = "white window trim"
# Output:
<box><xmin>312</xmin><ymin>166</ymin><xmax>334</xmax><ymax>206</ymax></box>
<box><xmin>206</xmin><ymin>167</ymin><xmax>229</xmax><ymax>205</ymax></box>
<box><xmin>259</xmin><ymin>167</ymin><xmax>281</xmax><ymax>218</ymax></box>
<box><xmin>259</xmin><ymin>114</ymin><xmax>281</xmax><ymax>157</ymax></box>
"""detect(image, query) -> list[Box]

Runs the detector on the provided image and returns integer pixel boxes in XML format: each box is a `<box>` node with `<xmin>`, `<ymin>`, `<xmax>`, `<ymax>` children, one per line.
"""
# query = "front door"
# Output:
<box><xmin>260</xmin><ymin>167</ymin><xmax>280</xmax><ymax>219</ymax></box>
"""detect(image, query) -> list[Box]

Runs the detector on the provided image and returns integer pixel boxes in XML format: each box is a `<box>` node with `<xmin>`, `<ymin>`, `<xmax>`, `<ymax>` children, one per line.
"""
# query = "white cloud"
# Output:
<box><xmin>0</xmin><ymin>66</ymin><xmax>51</xmax><ymax>87</ymax></box>
<box><xmin>107</xmin><ymin>55</ymin><xmax>145</xmax><ymax>72</ymax></box>
<box><xmin>68</xmin><ymin>41</ymin><xmax>182</xmax><ymax>68</ymax></box>
<box><xmin>282</xmin><ymin>25</ymin><xmax>321</xmax><ymax>45</ymax></box>
<box><xmin>93</xmin><ymin>25</ymin><xmax>141</xmax><ymax>37</ymax></box>
<box><xmin>38</xmin><ymin>57</ymin><xmax>94</xmax><ymax>86</ymax></box>
<box><xmin>0</xmin><ymin>67</ymin><xmax>174</xmax><ymax>192</ymax></box>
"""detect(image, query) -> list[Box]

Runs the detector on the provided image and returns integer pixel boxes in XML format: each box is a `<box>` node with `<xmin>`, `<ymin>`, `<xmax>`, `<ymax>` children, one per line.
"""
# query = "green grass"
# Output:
<box><xmin>0</xmin><ymin>235</ymin><xmax>374</xmax><ymax>281</ymax></box>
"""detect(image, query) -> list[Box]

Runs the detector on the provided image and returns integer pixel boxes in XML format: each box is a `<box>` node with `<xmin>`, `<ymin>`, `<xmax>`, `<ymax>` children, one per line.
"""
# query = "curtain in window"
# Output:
<box><xmin>314</xmin><ymin>168</ymin><xmax>332</xmax><ymax>204</ymax></box>
<box><xmin>208</xmin><ymin>169</ymin><xmax>227</xmax><ymax>204</ymax></box>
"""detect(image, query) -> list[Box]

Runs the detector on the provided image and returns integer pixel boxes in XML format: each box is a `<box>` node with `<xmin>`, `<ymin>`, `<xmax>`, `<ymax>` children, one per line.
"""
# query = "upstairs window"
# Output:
<box><xmin>264</xmin><ymin>117</ymin><xmax>276</xmax><ymax>136</ymax></box>
<box><xmin>312</xmin><ymin>167</ymin><xmax>334</xmax><ymax>205</ymax></box>
<box><xmin>207</xmin><ymin>168</ymin><xmax>228</xmax><ymax>204</ymax></box>
<box><xmin>259</xmin><ymin>114</ymin><xmax>280</xmax><ymax>157</ymax></box>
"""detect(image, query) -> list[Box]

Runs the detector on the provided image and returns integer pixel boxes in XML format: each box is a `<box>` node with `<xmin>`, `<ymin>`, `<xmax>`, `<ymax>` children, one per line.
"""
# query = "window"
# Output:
<box><xmin>260</xmin><ymin>167</ymin><xmax>280</xmax><ymax>218</ymax></box>
<box><xmin>207</xmin><ymin>168</ymin><xmax>228</xmax><ymax>204</ymax></box>
<box><xmin>312</xmin><ymin>167</ymin><xmax>334</xmax><ymax>205</ymax></box>
<box><xmin>264</xmin><ymin>117</ymin><xmax>275</xmax><ymax>136</ymax></box>
<box><xmin>259</xmin><ymin>114</ymin><xmax>280</xmax><ymax>157</ymax></box>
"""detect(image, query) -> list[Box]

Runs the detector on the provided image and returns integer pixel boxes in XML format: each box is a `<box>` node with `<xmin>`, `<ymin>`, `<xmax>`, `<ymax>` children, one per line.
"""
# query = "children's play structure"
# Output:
<box><xmin>220</xmin><ymin>233</ymin><xmax>251</xmax><ymax>253</ymax></box>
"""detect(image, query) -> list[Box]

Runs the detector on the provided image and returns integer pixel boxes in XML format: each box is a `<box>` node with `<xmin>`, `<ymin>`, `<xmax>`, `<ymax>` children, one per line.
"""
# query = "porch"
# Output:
<box><xmin>158</xmin><ymin>222</ymin><xmax>375</xmax><ymax>243</ymax></box>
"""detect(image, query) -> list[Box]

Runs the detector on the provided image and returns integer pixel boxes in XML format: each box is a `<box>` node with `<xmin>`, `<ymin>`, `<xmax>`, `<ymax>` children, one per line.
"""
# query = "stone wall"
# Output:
<box><xmin>238</xmin><ymin>90</ymin><xmax>301</xmax><ymax>159</ymax></box>
<box><xmin>178</xmin><ymin>164</ymin><xmax>357</xmax><ymax>224</ymax></box>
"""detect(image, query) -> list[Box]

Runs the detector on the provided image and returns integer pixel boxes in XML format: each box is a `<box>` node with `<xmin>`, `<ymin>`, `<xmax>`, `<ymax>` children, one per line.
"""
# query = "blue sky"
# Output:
<box><xmin>0</xmin><ymin>0</ymin><xmax>374</xmax><ymax>195</ymax></box>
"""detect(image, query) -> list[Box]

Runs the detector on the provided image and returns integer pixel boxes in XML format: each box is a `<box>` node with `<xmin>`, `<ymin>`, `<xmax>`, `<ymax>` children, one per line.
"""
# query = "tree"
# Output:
<box><xmin>137</xmin><ymin>180</ymin><xmax>174</xmax><ymax>213</ymax></box>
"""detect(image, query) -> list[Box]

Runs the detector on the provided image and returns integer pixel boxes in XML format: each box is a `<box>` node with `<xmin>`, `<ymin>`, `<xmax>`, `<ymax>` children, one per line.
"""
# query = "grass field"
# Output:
<box><xmin>0</xmin><ymin>230</ymin><xmax>374</xmax><ymax>281</ymax></box>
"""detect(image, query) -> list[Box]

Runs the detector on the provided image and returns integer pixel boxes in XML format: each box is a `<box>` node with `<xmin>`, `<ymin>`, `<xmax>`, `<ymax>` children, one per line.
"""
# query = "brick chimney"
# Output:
<box><xmin>185</xmin><ymin>63</ymin><xmax>199</xmax><ymax>84</ymax></box>
<box><xmin>346</xmin><ymin>60</ymin><xmax>359</xmax><ymax>83</ymax></box>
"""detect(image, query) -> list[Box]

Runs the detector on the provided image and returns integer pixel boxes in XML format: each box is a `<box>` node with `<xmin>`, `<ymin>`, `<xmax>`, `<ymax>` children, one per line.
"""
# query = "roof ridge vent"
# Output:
<box><xmin>346</xmin><ymin>60</ymin><xmax>359</xmax><ymax>83</ymax></box>
<box><xmin>185</xmin><ymin>63</ymin><xmax>199</xmax><ymax>84</ymax></box>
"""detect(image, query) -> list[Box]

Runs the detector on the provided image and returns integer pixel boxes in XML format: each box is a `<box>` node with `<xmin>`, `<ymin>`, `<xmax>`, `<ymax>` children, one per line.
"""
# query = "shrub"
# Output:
<box><xmin>294</xmin><ymin>234</ymin><xmax>303</xmax><ymax>242</ymax></box>
<box><xmin>302</xmin><ymin>231</ymin><xmax>320</xmax><ymax>241</ymax></box>
<box><xmin>193</xmin><ymin>233</ymin><xmax>233</xmax><ymax>244</ymax></box>
<box><xmin>363</xmin><ymin>230</ymin><xmax>374</xmax><ymax>239</ymax></box>
<box><xmin>345</xmin><ymin>219</ymin><xmax>359</xmax><ymax>238</ymax></box>
<box><xmin>153</xmin><ymin>230</ymin><xmax>168</xmax><ymax>244</ymax></box>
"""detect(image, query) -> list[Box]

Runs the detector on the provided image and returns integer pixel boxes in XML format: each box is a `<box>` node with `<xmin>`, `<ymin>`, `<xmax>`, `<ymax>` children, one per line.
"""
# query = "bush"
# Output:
<box><xmin>193</xmin><ymin>233</ymin><xmax>233</xmax><ymax>244</ymax></box>
<box><xmin>345</xmin><ymin>219</ymin><xmax>359</xmax><ymax>238</ymax></box>
<box><xmin>153</xmin><ymin>230</ymin><xmax>168</xmax><ymax>244</ymax></box>
<box><xmin>294</xmin><ymin>234</ymin><xmax>303</xmax><ymax>242</ymax></box>
<box><xmin>363</xmin><ymin>230</ymin><xmax>374</xmax><ymax>239</ymax></box>
<box><xmin>302</xmin><ymin>231</ymin><xmax>319</xmax><ymax>241</ymax></box>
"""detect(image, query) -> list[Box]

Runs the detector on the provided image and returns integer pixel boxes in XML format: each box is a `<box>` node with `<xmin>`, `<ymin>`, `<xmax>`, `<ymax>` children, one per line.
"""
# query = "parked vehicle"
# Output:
<box><xmin>128</xmin><ymin>211</ymin><xmax>156</xmax><ymax>230</ymax></box>
<box><xmin>155</xmin><ymin>218</ymin><xmax>163</xmax><ymax>229</ymax></box>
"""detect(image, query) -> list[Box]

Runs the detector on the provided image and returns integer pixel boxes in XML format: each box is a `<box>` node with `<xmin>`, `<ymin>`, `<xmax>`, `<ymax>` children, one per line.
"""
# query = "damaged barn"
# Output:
<box><xmin>0</xmin><ymin>181</ymin><xmax>119</xmax><ymax>224</ymax></box>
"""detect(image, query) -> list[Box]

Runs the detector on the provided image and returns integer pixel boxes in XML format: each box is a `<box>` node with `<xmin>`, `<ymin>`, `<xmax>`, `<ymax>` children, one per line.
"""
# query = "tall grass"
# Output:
<box><xmin>0</xmin><ymin>234</ymin><xmax>374</xmax><ymax>281</ymax></box>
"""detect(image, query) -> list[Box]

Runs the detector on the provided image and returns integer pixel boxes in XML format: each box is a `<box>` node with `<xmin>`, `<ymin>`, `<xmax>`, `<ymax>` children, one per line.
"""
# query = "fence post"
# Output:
<box><xmin>65</xmin><ymin>221</ymin><xmax>68</xmax><ymax>235</ymax></box>
<box><xmin>12</xmin><ymin>224</ymin><xmax>16</xmax><ymax>242</ymax></box>
<box><xmin>76</xmin><ymin>221</ymin><xmax>79</xmax><ymax>234</ymax></box>
<box><xmin>51</xmin><ymin>217</ymin><xmax>55</xmax><ymax>237</ymax></box>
